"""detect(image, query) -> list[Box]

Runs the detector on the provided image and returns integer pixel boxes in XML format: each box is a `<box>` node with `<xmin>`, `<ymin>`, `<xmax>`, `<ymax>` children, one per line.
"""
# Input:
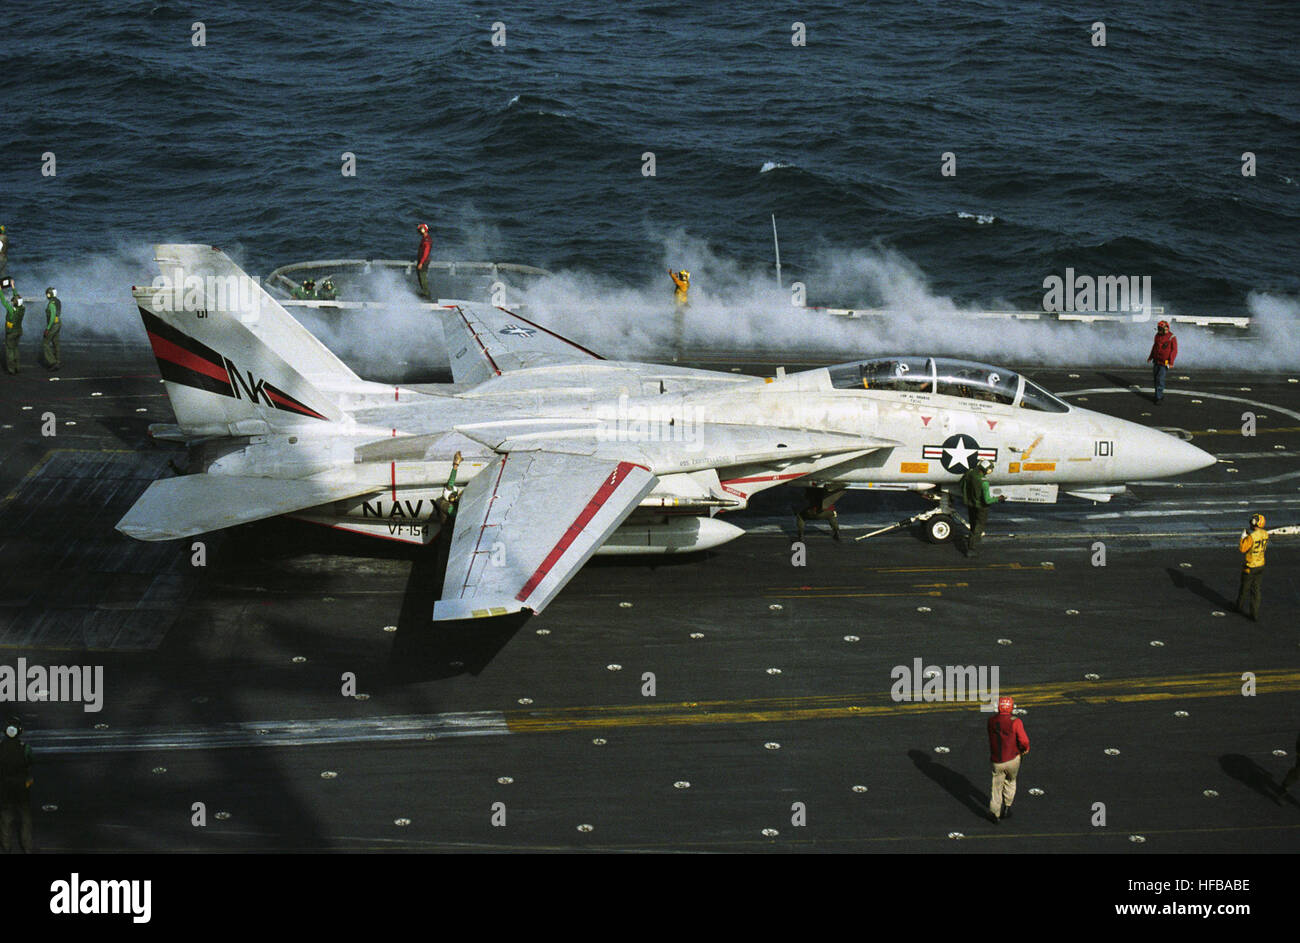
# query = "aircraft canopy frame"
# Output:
<box><xmin>827</xmin><ymin>357</ymin><xmax>1069</xmax><ymax>413</ymax></box>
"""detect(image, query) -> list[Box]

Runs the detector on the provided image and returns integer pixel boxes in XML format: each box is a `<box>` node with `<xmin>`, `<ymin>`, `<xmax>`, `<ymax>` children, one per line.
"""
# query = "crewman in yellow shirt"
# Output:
<box><xmin>1237</xmin><ymin>513</ymin><xmax>1269</xmax><ymax>621</ymax></box>
<box><xmin>668</xmin><ymin>268</ymin><xmax>690</xmax><ymax>307</ymax></box>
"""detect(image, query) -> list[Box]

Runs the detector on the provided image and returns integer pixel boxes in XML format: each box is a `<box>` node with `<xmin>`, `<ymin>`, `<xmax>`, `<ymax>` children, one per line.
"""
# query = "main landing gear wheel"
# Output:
<box><xmin>924</xmin><ymin>514</ymin><xmax>956</xmax><ymax>544</ymax></box>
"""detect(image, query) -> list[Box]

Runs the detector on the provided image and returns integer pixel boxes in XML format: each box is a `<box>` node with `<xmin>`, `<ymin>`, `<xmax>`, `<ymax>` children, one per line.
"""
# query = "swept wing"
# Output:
<box><xmin>434</xmin><ymin>452</ymin><xmax>656</xmax><ymax>620</ymax></box>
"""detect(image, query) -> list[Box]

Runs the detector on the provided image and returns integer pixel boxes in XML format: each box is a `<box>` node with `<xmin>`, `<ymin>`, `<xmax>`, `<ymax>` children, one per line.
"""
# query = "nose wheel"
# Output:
<box><xmin>924</xmin><ymin>514</ymin><xmax>956</xmax><ymax>544</ymax></box>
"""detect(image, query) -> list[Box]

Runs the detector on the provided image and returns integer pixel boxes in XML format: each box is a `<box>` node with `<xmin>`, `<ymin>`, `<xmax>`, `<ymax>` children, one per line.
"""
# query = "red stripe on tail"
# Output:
<box><xmin>148</xmin><ymin>332</ymin><xmax>230</xmax><ymax>385</ymax></box>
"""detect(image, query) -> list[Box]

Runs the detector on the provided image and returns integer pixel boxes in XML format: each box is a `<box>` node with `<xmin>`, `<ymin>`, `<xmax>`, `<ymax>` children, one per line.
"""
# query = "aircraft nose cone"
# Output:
<box><xmin>1140</xmin><ymin>429</ymin><xmax>1216</xmax><ymax>478</ymax></box>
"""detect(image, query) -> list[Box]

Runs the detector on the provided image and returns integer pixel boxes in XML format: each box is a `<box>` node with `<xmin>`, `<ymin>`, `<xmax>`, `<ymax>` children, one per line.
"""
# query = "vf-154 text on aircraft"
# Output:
<box><xmin>117</xmin><ymin>246</ymin><xmax>1215</xmax><ymax>619</ymax></box>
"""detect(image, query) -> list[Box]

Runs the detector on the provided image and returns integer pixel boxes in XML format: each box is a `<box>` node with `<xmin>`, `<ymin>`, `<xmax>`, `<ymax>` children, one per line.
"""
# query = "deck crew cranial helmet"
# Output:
<box><xmin>1157</xmin><ymin>320</ymin><xmax>1169</xmax><ymax>331</ymax></box>
<box><xmin>1251</xmin><ymin>513</ymin><xmax>1265</xmax><ymax>529</ymax></box>
<box><xmin>417</xmin><ymin>222</ymin><xmax>429</xmax><ymax>234</ymax></box>
<box><xmin>998</xmin><ymin>696</ymin><xmax>1014</xmax><ymax>714</ymax></box>
<box><xmin>4</xmin><ymin>717</ymin><xmax>19</xmax><ymax>738</ymax></box>
<box><xmin>679</xmin><ymin>270</ymin><xmax>690</xmax><ymax>280</ymax></box>
<box><xmin>46</xmin><ymin>287</ymin><xmax>55</xmax><ymax>298</ymax></box>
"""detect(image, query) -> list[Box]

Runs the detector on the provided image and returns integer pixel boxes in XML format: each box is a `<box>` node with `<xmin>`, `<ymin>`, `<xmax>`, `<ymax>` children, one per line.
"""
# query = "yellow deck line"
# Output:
<box><xmin>505</xmin><ymin>669</ymin><xmax>1300</xmax><ymax>734</ymax></box>
<box><xmin>763</xmin><ymin>590</ymin><xmax>943</xmax><ymax>599</ymax></box>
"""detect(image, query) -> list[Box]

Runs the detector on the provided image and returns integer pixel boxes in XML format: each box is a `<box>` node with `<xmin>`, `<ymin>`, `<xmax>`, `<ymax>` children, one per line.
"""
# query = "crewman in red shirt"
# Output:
<box><xmin>415</xmin><ymin>222</ymin><xmax>432</xmax><ymax>297</ymax></box>
<box><xmin>987</xmin><ymin>695</ymin><xmax>1030</xmax><ymax>823</ymax></box>
<box><xmin>1147</xmin><ymin>320</ymin><xmax>1178</xmax><ymax>404</ymax></box>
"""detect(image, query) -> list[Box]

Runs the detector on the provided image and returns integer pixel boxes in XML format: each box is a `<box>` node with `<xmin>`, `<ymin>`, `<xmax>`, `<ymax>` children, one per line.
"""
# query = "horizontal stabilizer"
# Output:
<box><xmin>117</xmin><ymin>474</ymin><xmax>377</xmax><ymax>541</ymax></box>
<box><xmin>440</xmin><ymin>301</ymin><xmax>604</xmax><ymax>385</ymax></box>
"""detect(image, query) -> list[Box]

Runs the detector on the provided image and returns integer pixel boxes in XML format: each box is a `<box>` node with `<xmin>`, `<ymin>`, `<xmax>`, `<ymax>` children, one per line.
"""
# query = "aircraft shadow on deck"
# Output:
<box><xmin>219</xmin><ymin>520</ymin><xmax>525</xmax><ymax>679</ymax></box>
<box><xmin>585</xmin><ymin>550</ymin><xmax>715</xmax><ymax>571</ymax></box>
<box><xmin>908</xmin><ymin>749</ymin><xmax>991</xmax><ymax>822</ymax></box>
<box><xmin>387</xmin><ymin>539</ymin><xmax>527</xmax><ymax>681</ymax></box>
<box><xmin>97</xmin><ymin>414</ymin><xmax>165</xmax><ymax>451</ymax></box>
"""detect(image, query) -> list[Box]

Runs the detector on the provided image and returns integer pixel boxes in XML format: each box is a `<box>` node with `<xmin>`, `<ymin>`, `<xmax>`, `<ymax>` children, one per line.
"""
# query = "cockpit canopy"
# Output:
<box><xmin>827</xmin><ymin>357</ymin><xmax>1069</xmax><ymax>413</ymax></box>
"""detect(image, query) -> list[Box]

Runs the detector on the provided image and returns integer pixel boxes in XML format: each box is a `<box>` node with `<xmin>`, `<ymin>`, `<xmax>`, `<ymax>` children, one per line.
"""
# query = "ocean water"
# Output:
<box><xmin>1</xmin><ymin>0</ymin><xmax>1297</xmax><ymax>366</ymax></box>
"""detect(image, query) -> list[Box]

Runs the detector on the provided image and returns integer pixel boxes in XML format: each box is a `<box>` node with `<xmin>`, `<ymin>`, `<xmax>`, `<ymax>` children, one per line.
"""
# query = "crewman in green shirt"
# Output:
<box><xmin>40</xmin><ymin>286</ymin><xmax>61</xmax><ymax>371</ymax></box>
<box><xmin>960</xmin><ymin>459</ymin><xmax>1006</xmax><ymax>557</ymax></box>
<box><xmin>435</xmin><ymin>451</ymin><xmax>464</xmax><ymax>527</ymax></box>
<box><xmin>3</xmin><ymin>285</ymin><xmax>24</xmax><ymax>375</ymax></box>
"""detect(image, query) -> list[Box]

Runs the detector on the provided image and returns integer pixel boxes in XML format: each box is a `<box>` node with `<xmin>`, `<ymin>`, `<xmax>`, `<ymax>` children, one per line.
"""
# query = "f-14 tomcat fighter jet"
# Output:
<box><xmin>118</xmin><ymin>245</ymin><xmax>1215</xmax><ymax>620</ymax></box>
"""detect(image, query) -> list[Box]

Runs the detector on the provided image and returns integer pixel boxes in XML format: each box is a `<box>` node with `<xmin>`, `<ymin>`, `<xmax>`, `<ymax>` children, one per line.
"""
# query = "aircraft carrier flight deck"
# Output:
<box><xmin>1</xmin><ymin>342</ymin><xmax>1297</xmax><ymax>852</ymax></box>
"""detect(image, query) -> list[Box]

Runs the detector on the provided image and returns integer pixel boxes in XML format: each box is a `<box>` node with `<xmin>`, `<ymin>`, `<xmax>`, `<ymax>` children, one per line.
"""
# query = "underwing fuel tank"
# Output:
<box><xmin>291</xmin><ymin>510</ymin><xmax>745</xmax><ymax>554</ymax></box>
<box><xmin>594</xmin><ymin>516</ymin><xmax>745</xmax><ymax>556</ymax></box>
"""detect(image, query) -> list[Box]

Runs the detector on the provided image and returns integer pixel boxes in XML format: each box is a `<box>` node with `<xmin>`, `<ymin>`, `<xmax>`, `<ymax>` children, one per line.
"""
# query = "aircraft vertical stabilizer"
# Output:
<box><xmin>133</xmin><ymin>244</ymin><xmax>361</xmax><ymax>434</ymax></box>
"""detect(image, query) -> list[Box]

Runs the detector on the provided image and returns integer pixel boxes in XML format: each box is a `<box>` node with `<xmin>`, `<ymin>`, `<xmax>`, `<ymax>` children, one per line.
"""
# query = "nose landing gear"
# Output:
<box><xmin>854</xmin><ymin>490</ymin><xmax>966</xmax><ymax>545</ymax></box>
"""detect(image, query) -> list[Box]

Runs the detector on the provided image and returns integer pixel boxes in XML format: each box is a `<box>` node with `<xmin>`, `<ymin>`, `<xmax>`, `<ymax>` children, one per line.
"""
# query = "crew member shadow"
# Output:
<box><xmin>908</xmin><ymin>749</ymin><xmax>990</xmax><ymax>821</ymax></box>
<box><xmin>1219</xmin><ymin>754</ymin><xmax>1298</xmax><ymax>807</ymax></box>
<box><xmin>386</xmin><ymin>532</ymin><xmax>526</xmax><ymax>681</ymax></box>
<box><xmin>1165</xmin><ymin>567</ymin><xmax>1236</xmax><ymax>611</ymax></box>
<box><xmin>1099</xmin><ymin>371</ymin><xmax>1150</xmax><ymax>403</ymax></box>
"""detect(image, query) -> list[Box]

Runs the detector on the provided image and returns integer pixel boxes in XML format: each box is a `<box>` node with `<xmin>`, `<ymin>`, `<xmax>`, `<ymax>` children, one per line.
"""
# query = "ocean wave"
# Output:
<box><xmin>504</xmin><ymin>92</ymin><xmax>572</xmax><ymax>118</ymax></box>
<box><xmin>0</xmin><ymin>0</ymin><xmax>1292</xmax><ymax>320</ymax></box>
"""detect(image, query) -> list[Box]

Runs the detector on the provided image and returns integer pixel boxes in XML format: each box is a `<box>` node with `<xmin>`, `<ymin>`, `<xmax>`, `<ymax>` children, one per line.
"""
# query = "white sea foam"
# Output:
<box><xmin>31</xmin><ymin>236</ymin><xmax>1297</xmax><ymax>376</ymax></box>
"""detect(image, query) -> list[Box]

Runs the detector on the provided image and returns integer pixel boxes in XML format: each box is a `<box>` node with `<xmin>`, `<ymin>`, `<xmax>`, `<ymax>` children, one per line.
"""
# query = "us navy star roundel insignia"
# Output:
<box><xmin>922</xmin><ymin>434</ymin><xmax>997</xmax><ymax>473</ymax></box>
<box><xmin>499</xmin><ymin>324</ymin><xmax>536</xmax><ymax>337</ymax></box>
